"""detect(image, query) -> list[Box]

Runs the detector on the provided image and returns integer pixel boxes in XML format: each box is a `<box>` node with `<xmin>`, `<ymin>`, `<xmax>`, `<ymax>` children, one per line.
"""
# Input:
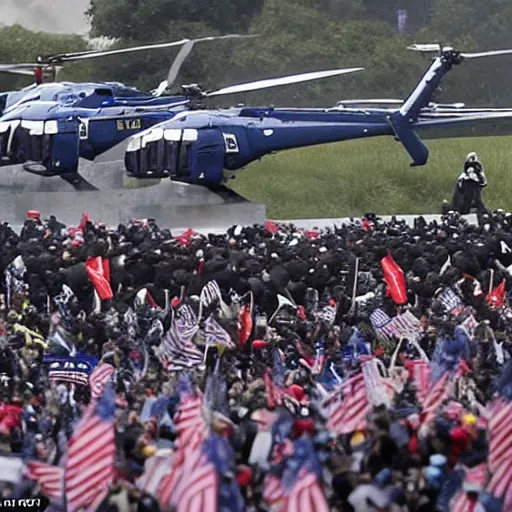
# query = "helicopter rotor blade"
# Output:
<box><xmin>0</xmin><ymin>63</ymin><xmax>41</xmax><ymax>71</ymax></box>
<box><xmin>460</xmin><ymin>49</ymin><xmax>512</xmax><ymax>59</ymax></box>
<box><xmin>155</xmin><ymin>34</ymin><xmax>258</xmax><ymax>97</ymax></box>
<box><xmin>0</xmin><ymin>68</ymin><xmax>37</xmax><ymax>77</ymax></box>
<box><xmin>206</xmin><ymin>67</ymin><xmax>364</xmax><ymax>98</ymax></box>
<box><xmin>407</xmin><ymin>44</ymin><xmax>442</xmax><ymax>54</ymax></box>
<box><xmin>45</xmin><ymin>38</ymin><xmax>193</xmax><ymax>63</ymax></box>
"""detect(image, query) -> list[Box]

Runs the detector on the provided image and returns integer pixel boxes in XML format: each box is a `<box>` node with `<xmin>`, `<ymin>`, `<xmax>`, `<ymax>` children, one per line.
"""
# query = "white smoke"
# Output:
<box><xmin>1</xmin><ymin>0</ymin><xmax>91</xmax><ymax>35</ymax></box>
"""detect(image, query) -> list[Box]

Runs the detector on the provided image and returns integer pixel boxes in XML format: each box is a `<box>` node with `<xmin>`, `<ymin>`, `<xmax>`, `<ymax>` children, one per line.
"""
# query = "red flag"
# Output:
<box><xmin>264</xmin><ymin>220</ymin><xmax>280</xmax><ymax>235</ymax></box>
<box><xmin>487</xmin><ymin>279</ymin><xmax>506</xmax><ymax>308</ymax></box>
<box><xmin>381</xmin><ymin>253</ymin><xmax>408</xmax><ymax>305</ymax></box>
<box><xmin>238</xmin><ymin>305</ymin><xmax>253</xmax><ymax>346</ymax></box>
<box><xmin>85</xmin><ymin>257</ymin><xmax>113</xmax><ymax>300</ymax></box>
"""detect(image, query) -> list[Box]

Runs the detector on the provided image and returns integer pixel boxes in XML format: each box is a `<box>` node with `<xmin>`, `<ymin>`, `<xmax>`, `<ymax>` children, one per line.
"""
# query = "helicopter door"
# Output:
<box><xmin>186</xmin><ymin>129</ymin><xmax>225</xmax><ymax>184</ymax></box>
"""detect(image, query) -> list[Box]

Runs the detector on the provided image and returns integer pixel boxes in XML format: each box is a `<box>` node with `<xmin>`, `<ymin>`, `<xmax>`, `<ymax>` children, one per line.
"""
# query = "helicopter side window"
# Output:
<box><xmin>0</xmin><ymin>94</ymin><xmax>6</xmax><ymax>113</ymax></box>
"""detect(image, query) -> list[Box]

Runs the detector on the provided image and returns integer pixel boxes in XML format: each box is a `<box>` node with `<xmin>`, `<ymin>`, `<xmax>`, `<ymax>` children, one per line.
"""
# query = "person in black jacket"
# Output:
<box><xmin>450</xmin><ymin>152</ymin><xmax>488</xmax><ymax>214</ymax></box>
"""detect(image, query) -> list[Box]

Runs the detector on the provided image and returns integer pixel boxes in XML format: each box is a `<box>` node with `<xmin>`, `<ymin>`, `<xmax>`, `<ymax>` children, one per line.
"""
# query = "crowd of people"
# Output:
<box><xmin>0</xmin><ymin>207</ymin><xmax>510</xmax><ymax>512</ymax></box>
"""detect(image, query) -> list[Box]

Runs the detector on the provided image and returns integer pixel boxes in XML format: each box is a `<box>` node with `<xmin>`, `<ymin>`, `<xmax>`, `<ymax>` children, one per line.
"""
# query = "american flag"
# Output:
<box><xmin>283</xmin><ymin>469</ymin><xmax>330</xmax><ymax>512</ymax></box>
<box><xmin>486</xmin><ymin>394</ymin><xmax>512</xmax><ymax>510</ymax></box>
<box><xmin>273</xmin><ymin>439</ymin><xmax>329</xmax><ymax>512</ymax></box>
<box><xmin>175</xmin><ymin>304</ymin><xmax>197</xmax><ymax>326</ymax></box>
<box><xmin>370</xmin><ymin>308</ymin><xmax>421</xmax><ymax>341</ymax></box>
<box><xmin>265</xmin><ymin>349</ymin><xmax>286</xmax><ymax>409</ymax></box>
<box><xmin>361</xmin><ymin>357</ymin><xmax>391</xmax><ymax>407</ymax></box>
<box><xmin>263</xmin><ymin>474</ymin><xmax>285</xmax><ymax>506</ymax></box>
<box><xmin>438</xmin><ymin>287</ymin><xmax>463</xmax><ymax>315</ymax></box>
<box><xmin>136</xmin><ymin>451</ymin><xmax>174</xmax><ymax>497</ymax></box>
<box><xmin>89</xmin><ymin>363</ymin><xmax>115</xmax><ymax>400</ymax></box>
<box><xmin>204</xmin><ymin>315</ymin><xmax>236</xmax><ymax>349</ymax></box>
<box><xmin>200</xmin><ymin>280</ymin><xmax>222</xmax><ymax>309</ymax></box>
<box><xmin>326</xmin><ymin>372</ymin><xmax>371</xmax><ymax>435</ymax></box>
<box><xmin>315</xmin><ymin>303</ymin><xmax>337</xmax><ymax>325</ymax></box>
<box><xmin>64</xmin><ymin>385</ymin><xmax>116</xmax><ymax>512</ymax></box>
<box><xmin>26</xmin><ymin>461</ymin><xmax>63</xmax><ymax>500</ymax></box>
<box><xmin>158</xmin><ymin>380</ymin><xmax>212</xmax><ymax>510</ymax></box>
<box><xmin>47</xmin><ymin>356</ymin><xmax>92</xmax><ymax>387</ymax></box>
<box><xmin>487</xmin><ymin>398</ymin><xmax>512</xmax><ymax>472</ymax></box>
<box><xmin>420</xmin><ymin>371</ymin><xmax>450</xmax><ymax>425</ymax></box>
<box><xmin>406</xmin><ymin>360</ymin><xmax>430</xmax><ymax>401</ymax></box>
<box><xmin>156</xmin><ymin>316</ymin><xmax>203</xmax><ymax>372</ymax></box>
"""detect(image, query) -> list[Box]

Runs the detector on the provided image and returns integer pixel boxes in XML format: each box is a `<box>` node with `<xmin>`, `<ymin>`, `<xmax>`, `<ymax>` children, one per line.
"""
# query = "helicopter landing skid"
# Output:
<box><xmin>23</xmin><ymin>163</ymin><xmax>99</xmax><ymax>191</ymax></box>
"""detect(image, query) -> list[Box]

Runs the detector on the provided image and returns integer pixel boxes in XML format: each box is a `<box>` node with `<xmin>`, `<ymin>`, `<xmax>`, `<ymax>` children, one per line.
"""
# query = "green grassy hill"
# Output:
<box><xmin>231</xmin><ymin>135</ymin><xmax>512</xmax><ymax>219</ymax></box>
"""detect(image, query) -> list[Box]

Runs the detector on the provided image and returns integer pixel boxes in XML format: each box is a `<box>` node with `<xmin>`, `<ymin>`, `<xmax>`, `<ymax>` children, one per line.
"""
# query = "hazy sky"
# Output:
<box><xmin>2</xmin><ymin>0</ymin><xmax>90</xmax><ymax>34</ymax></box>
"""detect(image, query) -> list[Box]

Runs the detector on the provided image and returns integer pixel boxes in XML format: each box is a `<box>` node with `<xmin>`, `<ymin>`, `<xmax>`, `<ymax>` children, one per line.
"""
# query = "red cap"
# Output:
<box><xmin>27</xmin><ymin>210</ymin><xmax>41</xmax><ymax>221</ymax></box>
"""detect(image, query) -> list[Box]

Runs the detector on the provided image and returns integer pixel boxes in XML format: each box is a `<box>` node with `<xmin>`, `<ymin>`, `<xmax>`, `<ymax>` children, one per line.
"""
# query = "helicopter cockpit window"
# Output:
<box><xmin>0</xmin><ymin>94</ymin><xmax>6</xmax><ymax>113</ymax></box>
<box><xmin>54</xmin><ymin>92</ymin><xmax>78</xmax><ymax>105</ymax></box>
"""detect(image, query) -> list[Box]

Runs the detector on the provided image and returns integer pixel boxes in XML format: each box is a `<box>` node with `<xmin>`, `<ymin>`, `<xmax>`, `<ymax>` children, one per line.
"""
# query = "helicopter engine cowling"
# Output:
<box><xmin>125</xmin><ymin>126</ymin><xmax>245</xmax><ymax>186</ymax></box>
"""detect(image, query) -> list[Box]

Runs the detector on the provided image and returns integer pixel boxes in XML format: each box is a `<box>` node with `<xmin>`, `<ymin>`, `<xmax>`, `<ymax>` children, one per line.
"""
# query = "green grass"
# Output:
<box><xmin>231</xmin><ymin>135</ymin><xmax>512</xmax><ymax>218</ymax></box>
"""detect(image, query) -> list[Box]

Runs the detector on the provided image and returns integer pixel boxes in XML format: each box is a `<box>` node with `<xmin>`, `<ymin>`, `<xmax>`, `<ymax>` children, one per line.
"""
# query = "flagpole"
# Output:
<box><xmin>349</xmin><ymin>258</ymin><xmax>360</xmax><ymax>314</ymax></box>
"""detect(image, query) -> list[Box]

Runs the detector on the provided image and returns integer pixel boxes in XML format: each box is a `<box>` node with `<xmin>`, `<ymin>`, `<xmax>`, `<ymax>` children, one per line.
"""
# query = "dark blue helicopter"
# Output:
<box><xmin>0</xmin><ymin>35</ymin><xmax>362</xmax><ymax>188</ymax></box>
<box><xmin>123</xmin><ymin>44</ymin><xmax>512</xmax><ymax>187</ymax></box>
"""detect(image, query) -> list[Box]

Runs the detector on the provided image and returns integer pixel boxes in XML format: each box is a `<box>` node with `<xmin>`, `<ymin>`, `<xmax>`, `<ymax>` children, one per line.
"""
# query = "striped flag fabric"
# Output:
<box><xmin>486</xmin><ymin>399</ymin><xmax>512</xmax><ymax>512</ymax></box>
<box><xmin>175</xmin><ymin>304</ymin><xmax>197</xmax><ymax>326</ymax></box>
<box><xmin>204</xmin><ymin>316</ymin><xmax>236</xmax><ymax>349</ymax></box>
<box><xmin>315</xmin><ymin>303</ymin><xmax>337</xmax><ymax>325</ymax></box>
<box><xmin>158</xmin><ymin>383</ymin><xmax>211</xmax><ymax>510</ymax></box>
<box><xmin>437</xmin><ymin>287</ymin><xmax>463</xmax><ymax>315</ymax></box>
<box><xmin>406</xmin><ymin>360</ymin><xmax>430</xmax><ymax>401</ymax></box>
<box><xmin>487</xmin><ymin>398</ymin><xmax>512</xmax><ymax>473</ymax></box>
<box><xmin>270</xmin><ymin>438</ymin><xmax>329</xmax><ymax>512</ymax></box>
<box><xmin>200</xmin><ymin>280</ymin><xmax>222</xmax><ymax>309</ymax></box>
<box><xmin>420</xmin><ymin>371</ymin><xmax>450</xmax><ymax>425</ymax></box>
<box><xmin>361</xmin><ymin>357</ymin><xmax>393</xmax><ymax>407</ymax></box>
<box><xmin>26</xmin><ymin>461</ymin><xmax>63</xmax><ymax>500</ymax></box>
<box><xmin>458</xmin><ymin>314</ymin><xmax>478</xmax><ymax>340</ymax></box>
<box><xmin>370</xmin><ymin>308</ymin><xmax>421</xmax><ymax>342</ymax></box>
<box><xmin>136</xmin><ymin>450</ymin><xmax>174</xmax><ymax>497</ymax></box>
<box><xmin>64</xmin><ymin>385</ymin><xmax>116</xmax><ymax>512</ymax></box>
<box><xmin>263</xmin><ymin>474</ymin><xmax>285</xmax><ymax>506</ymax></box>
<box><xmin>326</xmin><ymin>373</ymin><xmax>371</xmax><ymax>435</ymax></box>
<box><xmin>156</xmin><ymin>317</ymin><xmax>203</xmax><ymax>372</ymax></box>
<box><xmin>283</xmin><ymin>469</ymin><xmax>330</xmax><ymax>512</ymax></box>
<box><xmin>89</xmin><ymin>363</ymin><xmax>115</xmax><ymax>400</ymax></box>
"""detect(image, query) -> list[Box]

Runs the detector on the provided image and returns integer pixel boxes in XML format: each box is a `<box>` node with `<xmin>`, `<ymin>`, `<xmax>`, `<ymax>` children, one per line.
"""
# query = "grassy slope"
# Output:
<box><xmin>231</xmin><ymin>135</ymin><xmax>512</xmax><ymax>219</ymax></box>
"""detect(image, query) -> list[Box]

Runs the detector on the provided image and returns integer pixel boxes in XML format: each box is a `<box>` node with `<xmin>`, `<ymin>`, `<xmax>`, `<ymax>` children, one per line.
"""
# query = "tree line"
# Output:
<box><xmin>1</xmin><ymin>0</ymin><xmax>512</xmax><ymax>107</ymax></box>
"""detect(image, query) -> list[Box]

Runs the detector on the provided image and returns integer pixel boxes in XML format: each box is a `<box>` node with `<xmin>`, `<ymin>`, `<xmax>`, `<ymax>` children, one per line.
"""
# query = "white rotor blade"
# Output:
<box><xmin>207</xmin><ymin>68</ymin><xmax>364</xmax><ymax>97</ymax></box>
<box><xmin>158</xmin><ymin>34</ymin><xmax>257</xmax><ymax>97</ymax></box>
<box><xmin>1</xmin><ymin>69</ymin><xmax>35</xmax><ymax>77</ymax></box>
<box><xmin>54</xmin><ymin>38</ymin><xmax>191</xmax><ymax>62</ymax></box>
<box><xmin>407</xmin><ymin>44</ymin><xmax>441</xmax><ymax>53</ymax></box>
<box><xmin>0</xmin><ymin>63</ymin><xmax>40</xmax><ymax>70</ymax></box>
<box><xmin>461</xmin><ymin>49</ymin><xmax>512</xmax><ymax>59</ymax></box>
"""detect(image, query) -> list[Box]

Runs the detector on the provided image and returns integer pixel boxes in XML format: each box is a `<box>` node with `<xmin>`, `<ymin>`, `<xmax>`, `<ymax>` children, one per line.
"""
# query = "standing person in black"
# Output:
<box><xmin>450</xmin><ymin>152</ymin><xmax>488</xmax><ymax>214</ymax></box>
